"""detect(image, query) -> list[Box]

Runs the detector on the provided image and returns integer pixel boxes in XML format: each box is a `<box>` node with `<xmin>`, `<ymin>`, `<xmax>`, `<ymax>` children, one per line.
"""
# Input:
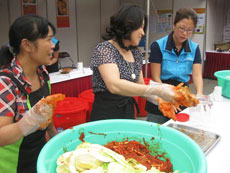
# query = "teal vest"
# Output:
<box><xmin>156</xmin><ymin>35</ymin><xmax>198</xmax><ymax>83</ymax></box>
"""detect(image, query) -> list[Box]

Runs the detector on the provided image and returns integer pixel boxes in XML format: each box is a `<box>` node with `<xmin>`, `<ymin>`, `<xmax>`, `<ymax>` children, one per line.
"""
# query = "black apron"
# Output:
<box><xmin>16</xmin><ymin>83</ymin><xmax>50</xmax><ymax>173</ymax></box>
<box><xmin>90</xmin><ymin>91</ymin><xmax>139</xmax><ymax>121</ymax></box>
<box><xmin>0</xmin><ymin>72</ymin><xmax>50</xmax><ymax>173</ymax></box>
<box><xmin>145</xmin><ymin>79</ymin><xmax>188</xmax><ymax>116</ymax></box>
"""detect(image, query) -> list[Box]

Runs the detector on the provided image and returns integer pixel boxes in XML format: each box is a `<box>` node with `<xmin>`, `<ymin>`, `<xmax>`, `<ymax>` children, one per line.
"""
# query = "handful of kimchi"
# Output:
<box><xmin>158</xmin><ymin>83</ymin><xmax>199</xmax><ymax>121</ymax></box>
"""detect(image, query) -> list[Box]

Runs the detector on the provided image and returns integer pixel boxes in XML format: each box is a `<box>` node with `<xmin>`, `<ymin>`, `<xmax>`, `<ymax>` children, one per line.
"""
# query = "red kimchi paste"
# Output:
<box><xmin>79</xmin><ymin>132</ymin><xmax>85</xmax><ymax>142</ymax></box>
<box><xmin>105</xmin><ymin>140</ymin><xmax>173</xmax><ymax>172</ymax></box>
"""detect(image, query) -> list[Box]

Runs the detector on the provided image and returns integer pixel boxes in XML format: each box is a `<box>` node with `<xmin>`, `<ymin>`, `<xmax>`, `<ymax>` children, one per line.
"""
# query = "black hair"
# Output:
<box><xmin>174</xmin><ymin>8</ymin><xmax>198</xmax><ymax>27</ymax></box>
<box><xmin>102</xmin><ymin>4</ymin><xmax>147</xmax><ymax>50</ymax></box>
<box><xmin>0</xmin><ymin>14</ymin><xmax>56</xmax><ymax>67</ymax></box>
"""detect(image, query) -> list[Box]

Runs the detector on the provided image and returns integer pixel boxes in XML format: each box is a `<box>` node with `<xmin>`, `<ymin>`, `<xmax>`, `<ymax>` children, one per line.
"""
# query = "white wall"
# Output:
<box><xmin>148</xmin><ymin>0</ymin><xmax>173</xmax><ymax>42</ymax></box>
<box><xmin>174</xmin><ymin>0</ymin><xmax>206</xmax><ymax>59</ymax></box>
<box><xmin>0</xmin><ymin>0</ymin><xmax>10</xmax><ymax>46</ymax></box>
<box><xmin>206</xmin><ymin>0</ymin><xmax>229</xmax><ymax>50</ymax></box>
<box><xmin>147</xmin><ymin>0</ymin><xmax>206</xmax><ymax>59</ymax></box>
<box><xmin>0</xmin><ymin>0</ymin><xmax>120</xmax><ymax>67</ymax></box>
<box><xmin>47</xmin><ymin>0</ymin><xmax>78</xmax><ymax>67</ymax></box>
<box><xmin>100</xmin><ymin>0</ymin><xmax>121</xmax><ymax>38</ymax></box>
<box><xmin>1</xmin><ymin>0</ymin><xmax>229</xmax><ymax>67</ymax></box>
<box><xmin>76</xmin><ymin>0</ymin><xmax>101</xmax><ymax>66</ymax></box>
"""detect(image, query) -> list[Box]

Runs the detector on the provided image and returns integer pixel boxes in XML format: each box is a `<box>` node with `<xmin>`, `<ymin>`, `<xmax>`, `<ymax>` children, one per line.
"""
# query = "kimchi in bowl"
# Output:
<box><xmin>37</xmin><ymin>119</ymin><xmax>207</xmax><ymax>172</ymax></box>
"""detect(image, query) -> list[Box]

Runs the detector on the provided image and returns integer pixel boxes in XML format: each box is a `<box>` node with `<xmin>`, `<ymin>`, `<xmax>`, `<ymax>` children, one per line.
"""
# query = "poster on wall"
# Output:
<box><xmin>156</xmin><ymin>10</ymin><xmax>173</xmax><ymax>33</ymax></box>
<box><xmin>194</xmin><ymin>8</ymin><xmax>206</xmax><ymax>34</ymax></box>
<box><xmin>56</xmin><ymin>0</ymin><xmax>70</xmax><ymax>28</ymax></box>
<box><xmin>21</xmin><ymin>0</ymin><xmax>37</xmax><ymax>15</ymax></box>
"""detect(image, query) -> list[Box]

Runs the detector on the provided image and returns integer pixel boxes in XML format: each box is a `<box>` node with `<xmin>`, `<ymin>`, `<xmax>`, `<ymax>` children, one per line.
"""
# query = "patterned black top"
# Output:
<box><xmin>90</xmin><ymin>41</ymin><xmax>143</xmax><ymax>93</ymax></box>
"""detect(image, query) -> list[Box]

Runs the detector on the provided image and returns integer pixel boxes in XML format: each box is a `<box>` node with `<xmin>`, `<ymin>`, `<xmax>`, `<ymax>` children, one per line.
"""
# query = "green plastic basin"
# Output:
<box><xmin>37</xmin><ymin>120</ymin><xmax>207</xmax><ymax>173</ymax></box>
<box><xmin>214</xmin><ymin>70</ymin><xmax>230</xmax><ymax>98</ymax></box>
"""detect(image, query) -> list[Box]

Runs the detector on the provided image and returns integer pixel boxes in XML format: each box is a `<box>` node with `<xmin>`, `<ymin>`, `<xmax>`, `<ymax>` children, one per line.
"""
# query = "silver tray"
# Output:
<box><xmin>167</xmin><ymin>123</ymin><xmax>221</xmax><ymax>155</ymax></box>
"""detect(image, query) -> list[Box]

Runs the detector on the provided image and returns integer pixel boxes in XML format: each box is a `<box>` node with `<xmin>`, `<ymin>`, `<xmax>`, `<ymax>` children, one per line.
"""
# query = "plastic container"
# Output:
<box><xmin>189</xmin><ymin>103</ymin><xmax>213</xmax><ymax>131</ymax></box>
<box><xmin>78</xmin><ymin>89</ymin><xmax>94</xmax><ymax>122</ymax></box>
<box><xmin>212</xmin><ymin>86</ymin><xmax>223</xmax><ymax>101</ymax></box>
<box><xmin>37</xmin><ymin>120</ymin><xmax>207</xmax><ymax>173</ymax></box>
<box><xmin>176</xmin><ymin>113</ymin><xmax>190</xmax><ymax>122</ymax></box>
<box><xmin>138</xmin><ymin>78</ymin><xmax>151</xmax><ymax>117</ymax></box>
<box><xmin>214</xmin><ymin>70</ymin><xmax>230</xmax><ymax>98</ymax></box>
<box><xmin>53</xmin><ymin>97</ymin><xmax>89</xmax><ymax>130</ymax></box>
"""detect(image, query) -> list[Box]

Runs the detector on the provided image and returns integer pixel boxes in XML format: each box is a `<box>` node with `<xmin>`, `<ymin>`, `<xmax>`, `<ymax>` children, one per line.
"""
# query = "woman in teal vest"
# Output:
<box><xmin>146</xmin><ymin>8</ymin><xmax>204</xmax><ymax>124</ymax></box>
<box><xmin>0</xmin><ymin>15</ymin><xmax>57</xmax><ymax>172</ymax></box>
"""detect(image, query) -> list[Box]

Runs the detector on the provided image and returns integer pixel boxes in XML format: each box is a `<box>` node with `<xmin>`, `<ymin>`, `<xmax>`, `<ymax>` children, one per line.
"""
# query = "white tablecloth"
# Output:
<box><xmin>206</xmin><ymin>50</ymin><xmax>230</xmax><ymax>54</ymax></box>
<box><xmin>49</xmin><ymin>68</ymin><xmax>93</xmax><ymax>84</ymax></box>
<box><xmin>164</xmin><ymin>96</ymin><xmax>230</xmax><ymax>172</ymax></box>
<box><xmin>49</xmin><ymin>61</ymin><xmax>149</xmax><ymax>85</ymax></box>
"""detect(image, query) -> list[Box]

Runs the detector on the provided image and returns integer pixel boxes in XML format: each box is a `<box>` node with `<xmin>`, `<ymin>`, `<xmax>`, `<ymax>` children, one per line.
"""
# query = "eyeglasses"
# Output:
<box><xmin>177</xmin><ymin>26</ymin><xmax>194</xmax><ymax>34</ymax></box>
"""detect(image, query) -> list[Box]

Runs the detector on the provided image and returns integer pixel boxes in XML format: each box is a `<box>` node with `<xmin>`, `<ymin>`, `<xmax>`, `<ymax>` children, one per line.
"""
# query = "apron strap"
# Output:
<box><xmin>47</xmin><ymin>80</ymin><xmax>51</xmax><ymax>94</ymax></box>
<box><xmin>42</xmin><ymin>71</ymin><xmax>51</xmax><ymax>94</ymax></box>
<box><xmin>117</xmin><ymin>97</ymin><xmax>140</xmax><ymax>114</ymax></box>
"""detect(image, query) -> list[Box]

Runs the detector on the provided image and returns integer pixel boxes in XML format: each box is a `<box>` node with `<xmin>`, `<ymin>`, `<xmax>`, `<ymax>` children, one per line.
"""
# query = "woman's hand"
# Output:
<box><xmin>145</xmin><ymin>95</ymin><xmax>159</xmax><ymax>105</ymax></box>
<box><xmin>17</xmin><ymin>102</ymin><xmax>52</xmax><ymax>136</ymax></box>
<box><xmin>144</xmin><ymin>81</ymin><xmax>175</xmax><ymax>103</ymax></box>
<box><xmin>17</xmin><ymin>94</ymin><xmax>65</xmax><ymax>136</ymax></box>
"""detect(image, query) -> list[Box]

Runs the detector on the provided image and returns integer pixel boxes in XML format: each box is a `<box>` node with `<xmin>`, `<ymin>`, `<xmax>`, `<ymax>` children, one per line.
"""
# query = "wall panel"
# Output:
<box><xmin>0</xmin><ymin>0</ymin><xmax>10</xmax><ymax>46</ymax></box>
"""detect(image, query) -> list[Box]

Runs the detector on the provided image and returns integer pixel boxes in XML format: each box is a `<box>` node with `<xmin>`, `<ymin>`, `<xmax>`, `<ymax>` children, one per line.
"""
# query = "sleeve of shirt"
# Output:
<box><xmin>193</xmin><ymin>46</ymin><xmax>202</xmax><ymax>64</ymax></box>
<box><xmin>149</xmin><ymin>42</ymin><xmax>163</xmax><ymax>63</ymax></box>
<box><xmin>91</xmin><ymin>43</ymin><xmax>117</xmax><ymax>68</ymax></box>
<box><xmin>0</xmin><ymin>77</ymin><xmax>16</xmax><ymax>117</ymax></box>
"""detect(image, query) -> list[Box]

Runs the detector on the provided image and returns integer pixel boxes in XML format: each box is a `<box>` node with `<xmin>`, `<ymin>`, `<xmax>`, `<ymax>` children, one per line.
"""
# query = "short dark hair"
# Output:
<box><xmin>0</xmin><ymin>14</ymin><xmax>55</xmax><ymax>66</ymax></box>
<box><xmin>174</xmin><ymin>8</ymin><xmax>198</xmax><ymax>27</ymax></box>
<box><xmin>103</xmin><ymin>4</ymin><xmax>147</xmax><ymax>50</ymax></box>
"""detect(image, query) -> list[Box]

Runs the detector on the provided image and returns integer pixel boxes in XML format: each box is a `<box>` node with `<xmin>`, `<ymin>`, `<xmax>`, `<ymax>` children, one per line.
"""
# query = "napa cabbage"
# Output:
<box><xmin>56</xmin><ymin>142</ymin><xmax>178</xmax><ymax>173</ymax></box>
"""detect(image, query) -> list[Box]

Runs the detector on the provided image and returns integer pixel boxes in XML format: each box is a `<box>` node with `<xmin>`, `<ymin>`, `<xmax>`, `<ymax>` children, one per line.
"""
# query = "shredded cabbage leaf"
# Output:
<box><xmin>56</xmin><ymin>142</ymin><xmax>179</xmax><ymax>173</ymax></box>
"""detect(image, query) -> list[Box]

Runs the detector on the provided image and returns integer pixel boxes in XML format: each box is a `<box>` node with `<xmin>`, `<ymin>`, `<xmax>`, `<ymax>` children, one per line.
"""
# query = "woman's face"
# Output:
<box><xmin>30</xmin><ymin>27</ymin><xmax>55</xmax><ymax>66</ymax></box>
<box><xmin>129</xmin><ymin>21</ymin><xmax>145</xmax><ymax>47</ymax></box>
<box><xmin>173</xmin><ymin>18</ymin><xmax>195</xmax><ymax>44</ymax></box>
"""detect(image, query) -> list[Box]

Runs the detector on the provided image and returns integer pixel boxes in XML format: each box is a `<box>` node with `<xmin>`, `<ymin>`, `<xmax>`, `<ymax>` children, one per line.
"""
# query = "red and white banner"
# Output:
<box><xmin>21</xmin><ymin>0</ymin><xmax>38</xmax><ymax>15</ymax></box>
<box><xmin>56</xmin><ymin>0</ymin><xmax>70</xmax><ymax>28</ymax></box>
